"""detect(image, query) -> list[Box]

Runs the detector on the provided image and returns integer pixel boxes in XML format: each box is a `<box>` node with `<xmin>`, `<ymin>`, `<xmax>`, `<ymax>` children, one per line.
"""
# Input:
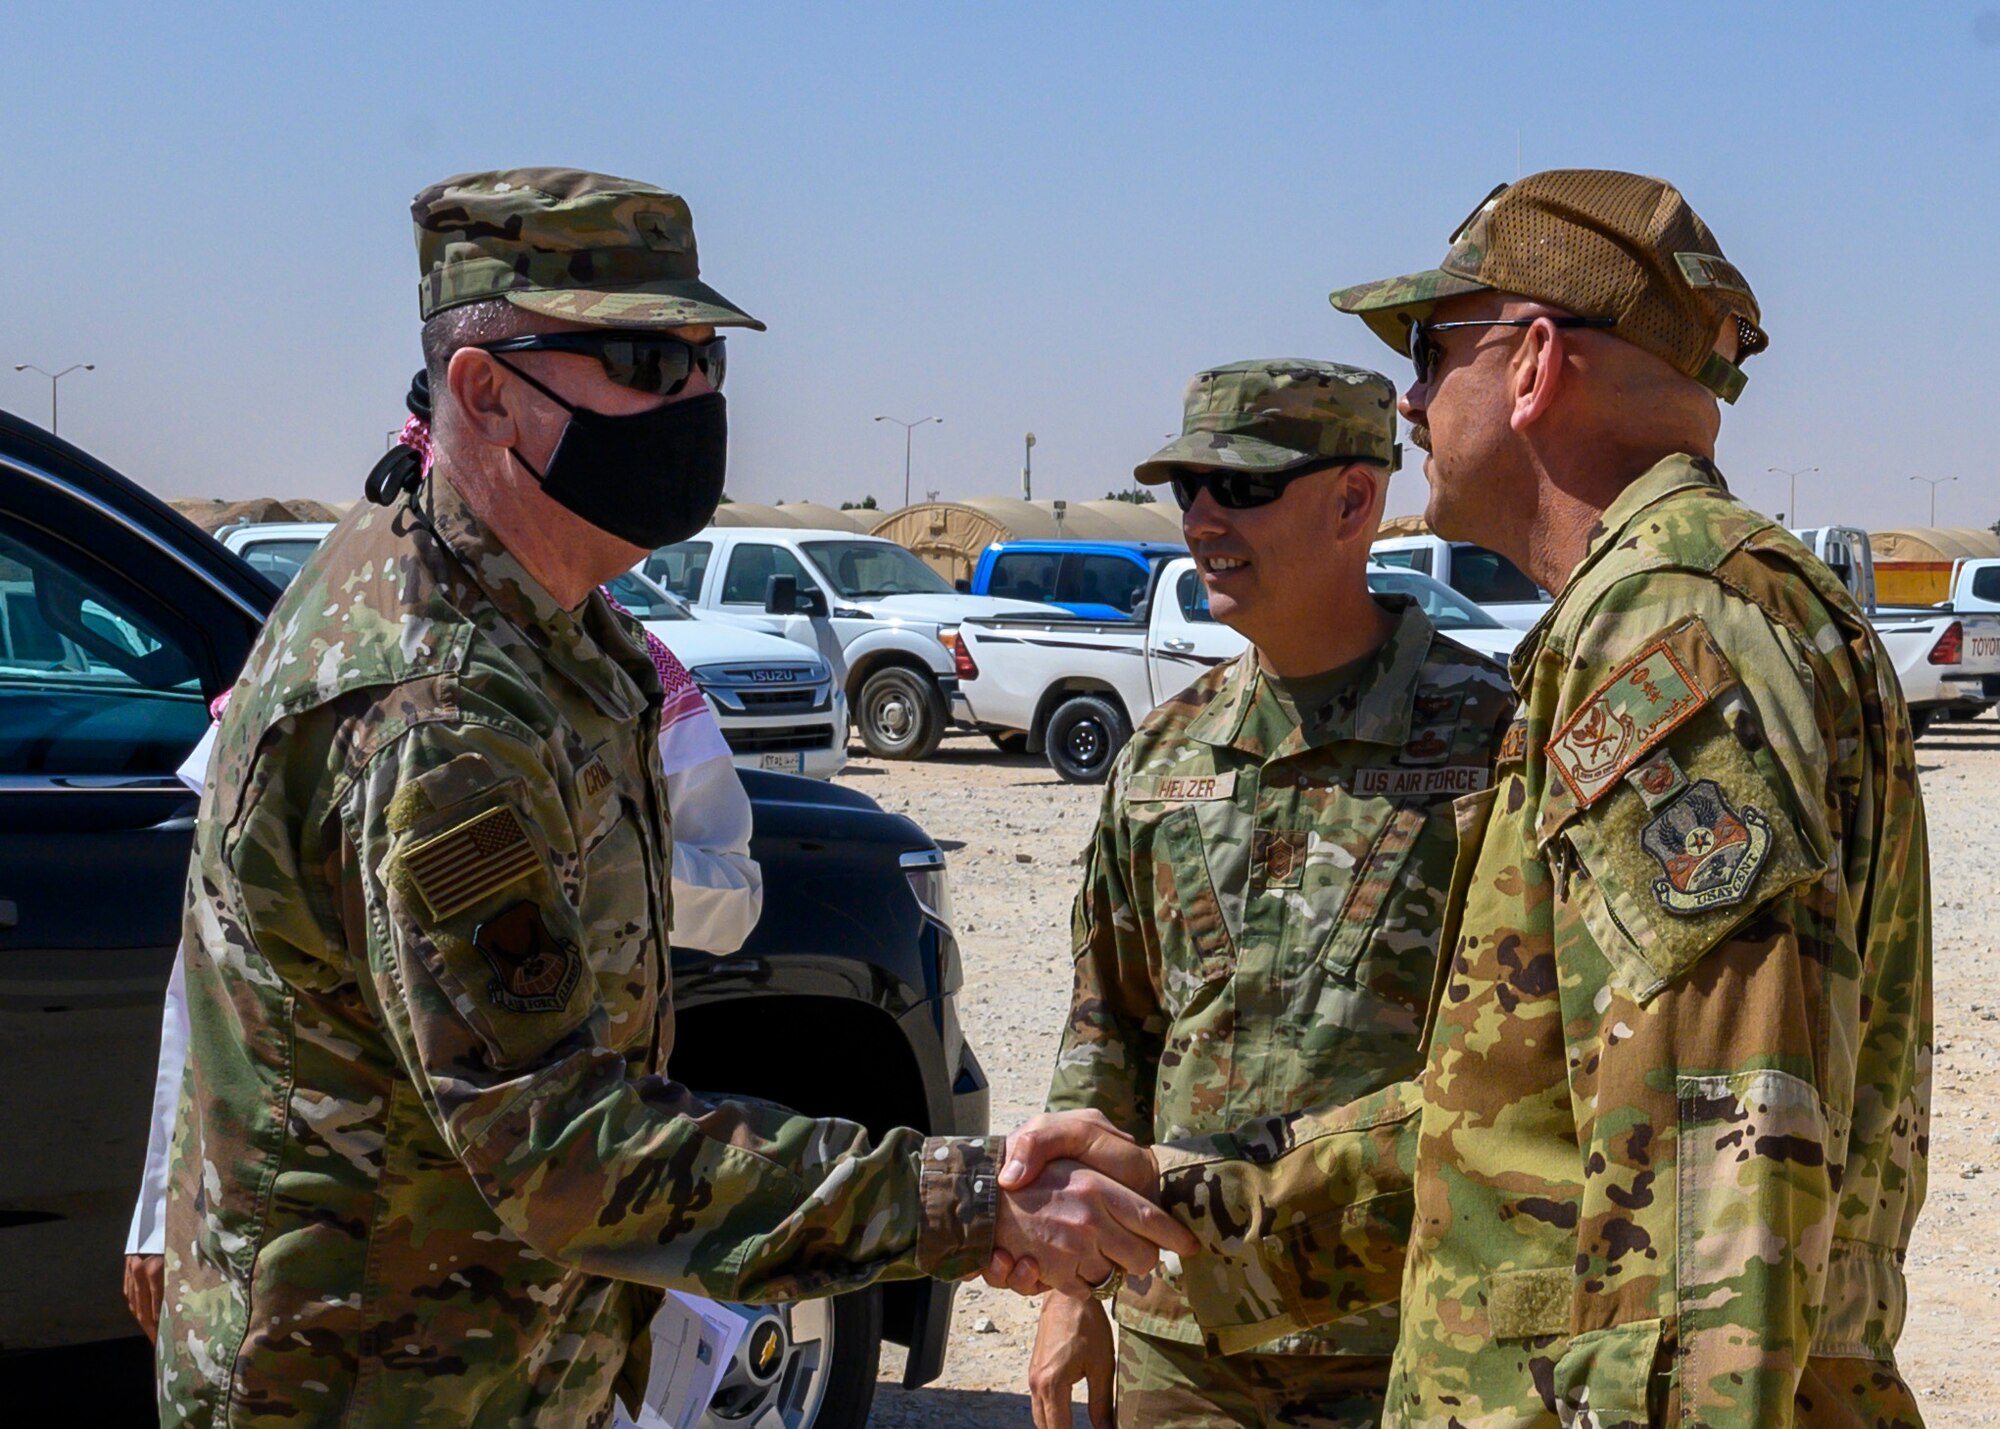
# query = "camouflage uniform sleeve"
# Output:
<box><xmin>1536</xmin><ymin>573</ymin><xmax>1913</xmax><ymax>1425</ymax></box>
<box><xmin>328</xmin><ymin>719</ymin><xmax>1000</xmax><ymax>1299</ymax></box>
<box><xmin>1043</xmin><ymin>771</ymin><xmax>1166</xmax><ymax>1135</ymax></box>
<box><xmin>1144</xmin><ymin>1078</ymin><xmax>1421</xmax><ymax>1354</ymax></box>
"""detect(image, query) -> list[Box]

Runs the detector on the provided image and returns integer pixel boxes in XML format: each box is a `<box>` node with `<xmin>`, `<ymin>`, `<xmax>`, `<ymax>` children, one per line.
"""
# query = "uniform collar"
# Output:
<box><xmin>1187</xmin><ymin>596</ymin><xmax>1436</xmax><ymax>756</ymax></box>
<box><xmin>1582</xmin><ymin>452</ymin><xmax>1726</xmax><ymax>567</ymax></box>
<box><xmin>421</xmin><ymin>473</ymin><xmax>659</xmax><ymax>720</ymax></box>
<box><xmin>1505</xmin><ymin>452</ymin><xmax>1727</xmax><ymax>691</ymax></box>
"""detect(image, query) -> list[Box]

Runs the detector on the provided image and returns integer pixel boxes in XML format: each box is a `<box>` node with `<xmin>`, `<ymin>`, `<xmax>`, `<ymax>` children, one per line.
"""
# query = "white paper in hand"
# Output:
<box><xmin>613</xmin><ymin>1292</ymin><xmax>750</xmax><ymax>1429</ymax></box>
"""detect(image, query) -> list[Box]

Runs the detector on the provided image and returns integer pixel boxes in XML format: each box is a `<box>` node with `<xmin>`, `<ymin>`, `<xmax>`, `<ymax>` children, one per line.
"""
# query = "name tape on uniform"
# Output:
<box><xmin>1126</xmin><ymin>771</ymin><xmax>1238</xmax><ymax>803</ymax></box>
<box><xmin>1354</xmin><ymin>765</ymin><xmax>1492</xmax><ymax>797</ymax></box>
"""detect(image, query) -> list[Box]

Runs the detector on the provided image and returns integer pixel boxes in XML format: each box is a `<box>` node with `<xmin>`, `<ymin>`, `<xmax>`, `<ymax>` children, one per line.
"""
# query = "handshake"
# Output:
<box><xmin>980</xmin><ymin>1110</ymin><xmax>1199</xmax><ymax>1297</ymax></box>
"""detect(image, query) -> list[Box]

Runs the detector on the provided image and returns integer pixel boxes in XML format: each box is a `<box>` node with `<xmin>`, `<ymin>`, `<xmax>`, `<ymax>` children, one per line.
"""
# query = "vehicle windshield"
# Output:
<box><xmin>1367</xmin><ymin>568</ymin><xmax>1504</xmax><ymax>629</ymax></box>
<box><xmin>800</xmin><ymin>540</ymin><xmax>954</xmax><ymax>598</ymax></box>
<box><xmin>604</xmin><ymin>572</ymin><xmax>692</xmax><ymax>620</ymax></box>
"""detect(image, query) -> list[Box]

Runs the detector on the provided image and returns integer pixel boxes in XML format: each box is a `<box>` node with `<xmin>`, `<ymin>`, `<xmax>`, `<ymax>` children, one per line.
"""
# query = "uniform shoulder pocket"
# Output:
<box><xmin>377</xmin><ymin>754</ymin><xmax>596</xmax><ymax>1069</ymax></box>
<box><xmin>1557</xmin><ymin>721</ymin><xmax>1824</xmax><ymax>1003</ymax></box>
<box><xmin>1538</xmin><ymin>616</ymin><xmax>1826</xmax><ymax>1003</ymax></box>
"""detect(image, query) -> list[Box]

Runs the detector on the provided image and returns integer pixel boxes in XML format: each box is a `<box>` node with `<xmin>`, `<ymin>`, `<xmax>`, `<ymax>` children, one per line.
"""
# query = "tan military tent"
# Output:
<box><xmin>1374</xmin><ymin>513</ymin><xmax>1432</xmax><ymax>538</ymax></box>
<box><xmin>869</xmin><ymin>497</ymin><xmax>1184</xmax><ymax>583</ymax></box>
<box><xmin>708</xmin><ymin>501</ymin><xmax>877</xmax><ymax>532</ymax></box>
<box><xmin>1868</xmin><ymin>527</ymin><xmax>2000</xmax><ymax>563</ymax></box>
<box><xmin>1870</xmin><ymin>527</ymin><xmax>2000</xmax><ymax>604</ymax></box>
<box><xmin>169</xmin><ymin>497</ymin><xmax>348</xmax><ymax>534</ymax></box>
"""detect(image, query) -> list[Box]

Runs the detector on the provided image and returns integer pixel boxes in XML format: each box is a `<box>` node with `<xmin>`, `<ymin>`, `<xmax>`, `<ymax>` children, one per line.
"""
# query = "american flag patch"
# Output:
<box><xmin>402</xmin><ymin>805</ymin><xmax>540</xmax><ymax>921</ymax></box>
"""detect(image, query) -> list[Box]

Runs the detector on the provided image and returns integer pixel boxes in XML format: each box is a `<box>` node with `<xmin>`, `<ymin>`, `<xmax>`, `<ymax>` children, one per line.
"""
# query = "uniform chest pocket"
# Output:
<box><xmin>1139</xmin><ymin>802</ymin><xmax>1244</xmax><ymax>988</ymax></box>
<box><xmin>578</xmin><ymin>801</ymin><xmax>662</xmax><ymax>1054</ymax></box>
<box><xmin>1307</xmin><ymin>801</ymin><xmax>1433</xmax><ymax>980</ymax></box>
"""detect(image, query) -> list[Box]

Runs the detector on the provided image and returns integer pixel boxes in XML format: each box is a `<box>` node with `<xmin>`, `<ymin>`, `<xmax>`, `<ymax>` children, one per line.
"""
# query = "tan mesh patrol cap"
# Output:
<box><xmin>1330</xmin><ymin>169</ymin><xmax>1766</xmax><ymax>403</ymax></box>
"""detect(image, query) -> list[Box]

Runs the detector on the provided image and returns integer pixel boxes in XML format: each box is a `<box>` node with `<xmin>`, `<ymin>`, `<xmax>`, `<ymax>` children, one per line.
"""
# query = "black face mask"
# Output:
<box><xmin>498</xmin><ymin>357</ymin><xmax>728</xmax><ymax>549</ymax></box>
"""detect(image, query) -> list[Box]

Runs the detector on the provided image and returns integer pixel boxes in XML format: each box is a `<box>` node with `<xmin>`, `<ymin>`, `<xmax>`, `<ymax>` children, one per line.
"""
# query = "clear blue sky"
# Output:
<box><xmin>4</xmin><ymin>2</ymin><xmax>1995</xmax><ymax>531</ymax></box>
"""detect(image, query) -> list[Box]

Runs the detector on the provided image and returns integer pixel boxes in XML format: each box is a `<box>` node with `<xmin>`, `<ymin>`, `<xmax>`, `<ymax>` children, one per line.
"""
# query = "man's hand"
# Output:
<box><xmin>987</xmin><ymin>1111</ymin><xmax>1171</xmax><ymax>1295</ymax></box>
<box><xmin>123</xmin><ymin>1254</ymin><xmax>164</xmax><ymax>1344</ymax></box>
<box><xmin>1029</xmin><ymin>1292</ymin><xmax>1116</xmax><ymax>1429</ymax></box>
<box><xmin>994</xmin><ymin>1158</ymin><xmax>1195</xmax><ymax>1298</ymax></box>
<box><xmin>1002</xmin><ymin>1109</ymin><xmax>1157</xmax><ymax>1194</ymax></box>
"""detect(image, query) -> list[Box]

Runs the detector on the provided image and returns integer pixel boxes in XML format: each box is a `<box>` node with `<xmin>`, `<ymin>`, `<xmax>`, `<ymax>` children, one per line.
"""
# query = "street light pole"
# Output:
<box><xmin>873</xmin><ymin>415</ymin><xmax>941</xmax><ymax>508</ymax></box>
<box><xmin>13</xmin><ymin>362</ymin><xmax>95</xmax><ymax>435</ymax></box>
<box><xmin>1910</xmin><ymin>475</ymin><xmax>1957</xmax><ymax>525</ymax></box>
<box><xmin>1766</xmin><ymin>465</ymin><xmax>1817</xmax><ymax>527</ymax></box>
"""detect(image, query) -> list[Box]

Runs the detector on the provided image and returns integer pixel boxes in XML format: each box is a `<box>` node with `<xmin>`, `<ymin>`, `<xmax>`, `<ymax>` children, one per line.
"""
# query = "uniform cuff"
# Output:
<box><xmin>915</xmin><ymin>1135</ymin><xmax>1003</xmax><ymax>1280</ymax></box>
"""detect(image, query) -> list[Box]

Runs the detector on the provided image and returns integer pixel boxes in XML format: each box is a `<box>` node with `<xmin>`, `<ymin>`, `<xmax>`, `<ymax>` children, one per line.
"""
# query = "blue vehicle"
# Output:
<box><xmin>966</xmin><ymin>539</ymin><xmax>1185</xmax><ymax>619</ymax></box>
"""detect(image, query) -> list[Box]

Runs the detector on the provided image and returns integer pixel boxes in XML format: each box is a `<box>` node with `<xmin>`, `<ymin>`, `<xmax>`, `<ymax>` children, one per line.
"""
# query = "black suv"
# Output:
<box><xmin>0</xmin><ymin>411</ymin><xmax>988</xmax><ymax>1428</ymax></box>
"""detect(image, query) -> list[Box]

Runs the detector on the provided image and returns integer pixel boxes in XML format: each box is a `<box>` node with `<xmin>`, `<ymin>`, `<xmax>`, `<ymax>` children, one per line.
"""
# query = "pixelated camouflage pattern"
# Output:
<box><xmin>1133</xmin><ymin>359</ymin><xmax>1399</xmax><ymax>484</ymax></box>
<box><xmin>1155</xmin><ymin>456</ymin><xmax>1932</xmax><ymax>1426</ymax></box>
<box><xmin>1115</xmin><ymin>1325</ymin><xmax>1391</xmax><ymax>1428</ymax></box>
<box><xmin>158</xmin><ymin>476</ymin><xmax>997</xmax><ymax>1426</ymax></box>
<box><xmin>1047</xmin><ymin>599</ymin><xmax>1514</xmax><ymax>1360</ymax></box>
<box><xmin>413</xmin><ymin>167</ymin><xmax>765</xmax><ymax>330</ymax></box>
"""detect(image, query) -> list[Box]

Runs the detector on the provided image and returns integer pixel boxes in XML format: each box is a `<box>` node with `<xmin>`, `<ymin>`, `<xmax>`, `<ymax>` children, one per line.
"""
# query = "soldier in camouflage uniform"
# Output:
<box><xmin>158</xmin><ymin>168</ymin><xmax>1189</xmax><ymax>1428</ymax></box>
<box><xmin>1000</xmin><ymin>172</ymin><xmax>1931</xmax><ymax>1427</ymax></box>
<box><xmin>1028</xmin><ymin>360</ymin><xmax>1516</xmax><ymax>1428</ymax></box>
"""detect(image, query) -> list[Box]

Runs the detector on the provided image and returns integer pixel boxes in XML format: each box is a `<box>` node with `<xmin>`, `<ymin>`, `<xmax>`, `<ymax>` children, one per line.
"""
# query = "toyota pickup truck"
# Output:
<box><xmin>0</xmin><ymin>414</ymin><xmax>986</xmax><ymax>1429</ymax></box>
<box><xmin>953</xmin><ymin>555</ymin><xmax>1521</xmax><ymax>781</ymax></box>
<box><xmin>646</xmin><ymin>528</ymin><xmax>1059</xmax><ymax>759</ymax></box>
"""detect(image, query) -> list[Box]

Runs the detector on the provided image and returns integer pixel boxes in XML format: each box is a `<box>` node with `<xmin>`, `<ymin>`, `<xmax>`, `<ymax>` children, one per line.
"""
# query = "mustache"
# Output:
<box><xmin>1406</xmin><ymin>422</ymin><xmax>1433</xmax><ymax>453</ymax></box>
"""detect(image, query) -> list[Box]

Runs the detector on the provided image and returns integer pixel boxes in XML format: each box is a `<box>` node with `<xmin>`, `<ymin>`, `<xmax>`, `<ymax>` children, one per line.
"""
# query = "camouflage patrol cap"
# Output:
<box><xmin>412</xmin><ymin>168</ymin><xmax>764</xmax><ymax>331</ymax></box>
<box><xmin>1329</xmin><ymin>169</ymin><xmax>1766</xmax><ymax>403</ymax></box>
<box><xmin>1133</xmin><ymin>359</ymin><xmax>1399</xmax><ymax>485</ymax></box>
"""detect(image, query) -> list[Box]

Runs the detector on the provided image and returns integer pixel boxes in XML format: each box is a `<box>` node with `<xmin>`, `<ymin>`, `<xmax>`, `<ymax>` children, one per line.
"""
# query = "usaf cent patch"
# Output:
<box><xmin>1549</xmin><ymin>633</ymin><xmax>1713</xmax><ymax>806</ymax></box>
<box><xmin>401</xmin><ymin>805</ymin><xmax>540</xmax><ymax>921</ymax></box>
<box><xmin>1640</xmin><ymin>779</ymin><xmax>1773</xmax><ymax>916</ymax></box>
<box><xmin>472</xmin><ymin>900</ymin><xmax>583</xmax><ymax>1013</ymax></box>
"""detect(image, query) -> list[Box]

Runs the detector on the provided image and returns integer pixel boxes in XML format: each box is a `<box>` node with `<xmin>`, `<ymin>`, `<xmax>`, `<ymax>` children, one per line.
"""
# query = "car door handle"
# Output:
<box><xmin>1159</xmin><ymin>638</ymin><xmax>1195</xmax><ymax>653</ymax></box>
<box><xmin>0</xmin><ymin>900</ymin><xmax>16</xmax><ymax>930</ymax></box>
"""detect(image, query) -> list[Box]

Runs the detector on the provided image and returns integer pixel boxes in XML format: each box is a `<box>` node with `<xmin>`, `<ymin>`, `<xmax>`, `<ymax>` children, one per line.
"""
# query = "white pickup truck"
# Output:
<box><xmin>1793</xmin><ymin>527</ymin><xmax>2000</xmax><ymax>735</ymax></box>
<box><xmin>953</xmin><ymin>556</ymin><xmax>1521</xmax><ymax>781</ymax></box>
<box><xmin>645</xmin><ymin>527</ymin><xmax>1058</xmax><ymax>760</ymax></box>
<box><xmin>216</xmin><ymin>521</ymin><xmax>851</xmax><ymax>778</ymax></box>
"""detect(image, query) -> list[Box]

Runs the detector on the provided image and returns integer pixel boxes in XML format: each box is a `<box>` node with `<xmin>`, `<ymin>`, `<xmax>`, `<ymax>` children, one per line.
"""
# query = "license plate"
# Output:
<box><xmin>759</xmin><ymin>752</ymin><xmax>805</xmax><ymax>774</ymax></box>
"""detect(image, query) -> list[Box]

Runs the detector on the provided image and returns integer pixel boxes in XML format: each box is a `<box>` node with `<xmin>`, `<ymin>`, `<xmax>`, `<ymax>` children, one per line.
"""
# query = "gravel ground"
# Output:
<box><xmin>843</xmin><ymin>710</ymin><xmax>2000</xmax><ymax>1427</ymax></box>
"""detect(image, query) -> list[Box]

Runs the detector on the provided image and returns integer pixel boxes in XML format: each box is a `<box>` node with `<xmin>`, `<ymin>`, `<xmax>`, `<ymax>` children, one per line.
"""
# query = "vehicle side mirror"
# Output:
<box><xmin>954</xmin><ymin>578</ymin><xmax>971</xmax><ymax>593</ymax></box>
<box><xmin>766</xmin><ymin>574</ymin><xmax>829</xmax><ymax>618</ymax></box>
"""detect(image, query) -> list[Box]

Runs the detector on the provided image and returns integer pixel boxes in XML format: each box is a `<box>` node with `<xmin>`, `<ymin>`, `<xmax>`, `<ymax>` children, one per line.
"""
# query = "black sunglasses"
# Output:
<box><xmin>1167</xmin><ymin>461</ymin><xmax>1357</xmax><ymax>513</ymax></box>
<box><xmin>1406</xmin><ymin>315</ymin><xmax>1615</xmax><ymax>385</ymax></box>
<box><xmin>478</xmin><ymin>331</ymin><xmax>726</xmax><ymax>396</ymax></box>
